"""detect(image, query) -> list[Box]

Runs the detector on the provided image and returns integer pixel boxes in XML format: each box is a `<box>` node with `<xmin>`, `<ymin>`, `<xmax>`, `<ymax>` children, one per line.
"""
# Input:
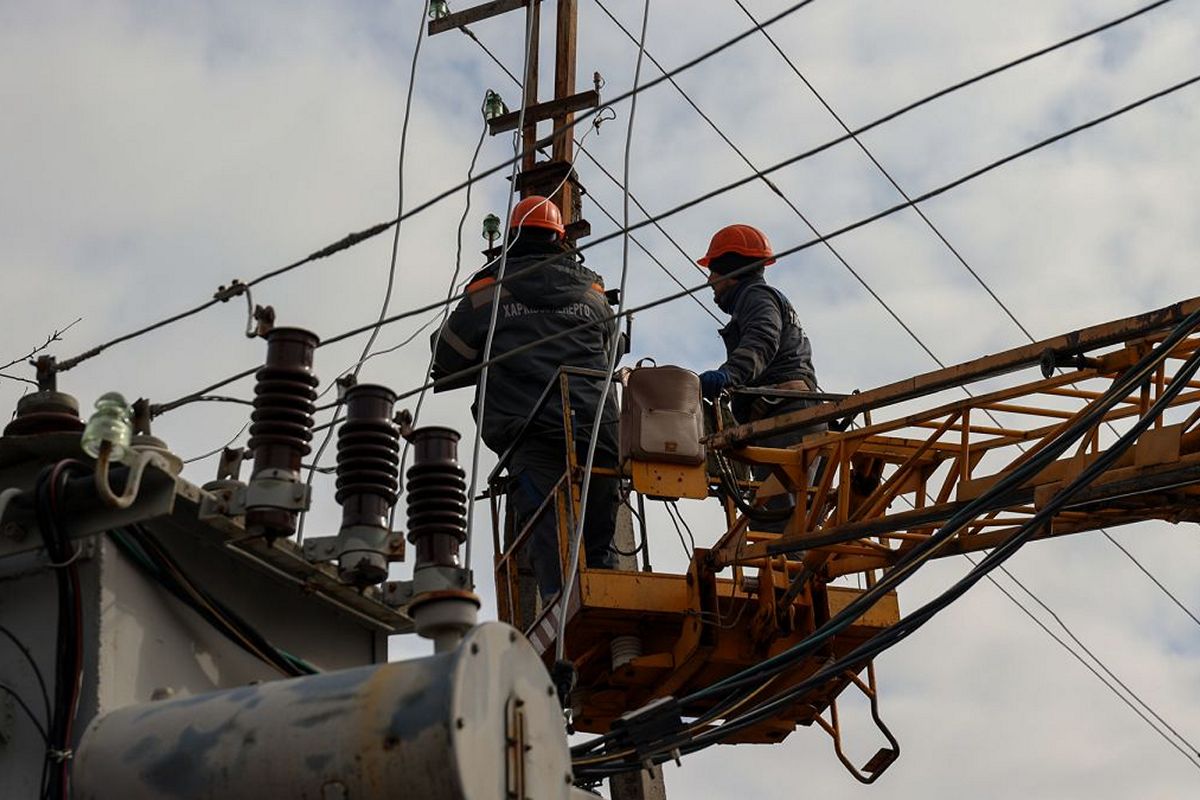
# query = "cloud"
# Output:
<box><xmin>2</xmin><ymin>1</ymin><xmax>1198</xmax><ymax>797</ymax></box>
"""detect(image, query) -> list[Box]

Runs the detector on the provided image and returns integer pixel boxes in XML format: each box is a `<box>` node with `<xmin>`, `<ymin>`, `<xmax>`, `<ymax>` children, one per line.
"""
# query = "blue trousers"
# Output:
<box><xmin>507</xmin><ymin>443</ymin><xmax>618</xmax><ymax>600</ymax></box>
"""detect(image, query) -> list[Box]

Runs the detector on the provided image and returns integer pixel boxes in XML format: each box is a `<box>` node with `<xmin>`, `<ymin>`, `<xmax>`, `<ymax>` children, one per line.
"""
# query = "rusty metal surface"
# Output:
<box><xmin>75</xmin><ymin>623</ymin><xmax>574</xmax><ymax>800</ymax></box>
<box><xmin>710</xmin><ymin>293</ymin><xmax>1200</xmax><ymax>447</ymax></box>
<box><xmin>486</xmin><ymin>297</ymin><xmax>1200</xmax><ymax>753</ymax></box>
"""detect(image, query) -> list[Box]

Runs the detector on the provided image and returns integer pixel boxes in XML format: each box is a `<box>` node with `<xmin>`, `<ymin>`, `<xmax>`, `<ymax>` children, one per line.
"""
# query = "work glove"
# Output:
<box><xmin>699</xmin><ymin>368</ymin><xmax>729</xmax><ymax>399</ymax></box>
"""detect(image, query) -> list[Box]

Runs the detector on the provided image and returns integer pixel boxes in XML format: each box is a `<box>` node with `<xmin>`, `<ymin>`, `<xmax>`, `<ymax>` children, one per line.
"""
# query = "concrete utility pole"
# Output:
<box><xmin>431</xmin><ymin>4</ymin><xmax>664</xmax><ymax>797</ymax></box>
<box><xmin>429</xmin><ymin>0</ymin><xmax>597</xmax><ymax>243</ymax></box>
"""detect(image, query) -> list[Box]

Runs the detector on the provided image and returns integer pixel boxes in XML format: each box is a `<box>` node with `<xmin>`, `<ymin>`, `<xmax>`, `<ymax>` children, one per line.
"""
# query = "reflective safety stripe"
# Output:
<box><xmin>440</xmin><ymin>327</ymin><xmax>478</xmax><ymax>361</ymax></box>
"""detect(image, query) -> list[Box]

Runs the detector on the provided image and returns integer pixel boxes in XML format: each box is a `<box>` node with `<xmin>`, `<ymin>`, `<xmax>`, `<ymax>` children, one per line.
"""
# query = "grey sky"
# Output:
<box><xmin>2</xmin><ymin>0</ymin><xmax>1198</xmax><ymax>796</ymax></box>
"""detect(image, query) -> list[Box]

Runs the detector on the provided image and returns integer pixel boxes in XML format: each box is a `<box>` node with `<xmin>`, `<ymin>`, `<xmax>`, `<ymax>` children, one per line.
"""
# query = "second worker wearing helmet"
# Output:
<box><xmin>430</xmin><ymin>195</ymin><xmax>619</xmax><ymax>601</ymax></box>
<box><xmin>696</xmin><ymin>224</ymin><xmax>823</xmax><ymax>531</ymax></box>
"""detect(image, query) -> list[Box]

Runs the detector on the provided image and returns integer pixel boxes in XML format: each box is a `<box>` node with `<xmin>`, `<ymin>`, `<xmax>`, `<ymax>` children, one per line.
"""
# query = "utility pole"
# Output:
<box><xmin>430</xmin><ymin>0</ymin><xmax>599</xmax><ymax>243</ymax></box>
<box><xmin>429</xmin><ymin>4</ymin><xmax>666</xmax><ymax>797</ymax></box>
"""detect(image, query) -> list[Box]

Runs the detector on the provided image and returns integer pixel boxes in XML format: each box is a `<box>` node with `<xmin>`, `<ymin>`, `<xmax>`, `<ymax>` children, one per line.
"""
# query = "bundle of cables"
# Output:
<box><xmin>572</xmin><ymin>308</ymin><xmax>1200</xmax><ymax>780</ymax></box>
<box><xmin>32</xmin><ymin>459</ymin><xmax>90</xmax><ymax>800</ymax></box>
<box><xmin>108</xmin><ymin>524</ymin><xmax>317</xmax><ymax>678</ymax></box>
<box><xmin>26</xmin><ymin>462</ymin><xmax>319</xmax><ymax>800</ymax></box>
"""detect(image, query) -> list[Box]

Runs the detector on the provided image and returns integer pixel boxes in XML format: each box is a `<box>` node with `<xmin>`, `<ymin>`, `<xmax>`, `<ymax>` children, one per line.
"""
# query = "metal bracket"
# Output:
<box><xmin>0</xmin><ymin>465</ymin><xmax>177</xmax><ymax>561</ymax></box>
<box><xmin>302</xmin><ymin>533</ymin><xmax>404</xmax><ymax>563</ymax></box>
<box><xmin>245</xmin><ymin>474</ymin><xmax>310</xmax><ymax>512</ymax></box>
<box><xmin>813</xmin><ymin>665</ymin><xmax>900</xmax><ymax>784</ymax></box>
<box><xmin>1039</xmin><ymin>347</ymin><xmax>1103</xmax><ymax>379</ymax></box>
<box><xmin>216</xmin><ymin>447</ymin><xmax>250</xmax><ymax>483</ymax></box>
<box><xmin>198</xmin><ymin>480</ymin><xmax>246</xmax><ymax>520</ymax></box>
<box><xmin>382</xmin><ymin>579</ymin><xmax>414</xmax><ymax>608</ymax></box>
<box><xmin>504</xmin><ymin>695</ymin><xmax>529</xmax><ymax>800</ymax></box>
<box><xmin>382</xmin><ymin>564</ymin><xmax>473</xmax><ymax>609</ymax></box>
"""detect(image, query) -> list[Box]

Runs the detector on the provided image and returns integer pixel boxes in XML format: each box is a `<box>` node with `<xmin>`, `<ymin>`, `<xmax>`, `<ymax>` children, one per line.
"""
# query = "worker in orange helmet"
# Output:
<box><xmin>696</xmin><ymin>223</ymin><xmax>823</xmax><ymax>531</ymax></box>
<box><xmin>430</xmin><ymin>195</ymin><xmax>619</xmax><ymax>600</ymax></box>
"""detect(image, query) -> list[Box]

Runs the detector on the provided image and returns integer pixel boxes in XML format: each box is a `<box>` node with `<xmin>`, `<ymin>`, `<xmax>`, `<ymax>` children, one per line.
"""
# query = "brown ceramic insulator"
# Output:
<box><xmin>248</xmin><ymin>328</ymin><xmax>319</xmax><ymax>476</ymax></box>
<box><xmin>246</xmin><ymin>327</ymin><xmax>319</xmax><ymax>540</ymax></box>
<box><xmin>335</xmin><ymin>384</ymin><xmax>400</xmax><ymax>531</ymax></box>
<box><xmin>3</xmin><ymin>391</ymin><xmax>85</xmax><ymax>436</ymax></box>
<box><xmin>405</xmin><ymin>427</ymin><xmax>468</xmax><ymax>569</ymax></box>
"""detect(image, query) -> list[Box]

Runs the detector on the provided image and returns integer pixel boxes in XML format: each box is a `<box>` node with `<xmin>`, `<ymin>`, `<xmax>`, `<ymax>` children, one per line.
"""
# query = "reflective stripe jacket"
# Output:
<box><xmin>430</xmin><ymin>247</ymin><xmax>619</xmax><ymax>459</ymax></box>
<box><xmin>716</xmin><ymin>275</ymin><xmax>819</xmax><ymax>421</ymax></box>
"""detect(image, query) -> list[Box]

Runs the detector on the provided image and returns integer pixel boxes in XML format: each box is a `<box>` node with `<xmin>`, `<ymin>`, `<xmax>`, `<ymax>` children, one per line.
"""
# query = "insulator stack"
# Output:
<box><xmin>246</xmin><ymin>327</ymin><xmax>319</xmax><ymax>540</ymax></box>
<box><xmin>405</xmin><ymin>427</ymin><xmax>468</xmax><ymax>570</ymax></box>
<box><xmin>3</xmin><ymin>391</ymin><xmax>84</xmax><ymax>437</ymax></box>
<box><xmin>334</xmin><ymin>384</ymin><xmax>400</xmax><ymax>586</ymax></box>
<box><xmin>404</xmin><ymin>426</ymin><xmax>478</xmax><ymax>652</ymax></box>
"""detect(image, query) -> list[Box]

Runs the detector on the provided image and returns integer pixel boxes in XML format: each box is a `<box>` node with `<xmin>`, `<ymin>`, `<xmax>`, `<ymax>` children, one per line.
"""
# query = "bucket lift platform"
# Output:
<box><xmin>489</xmin><ymin>296</ymin><xmax>1200</xmax><ymax>759</ymax></box>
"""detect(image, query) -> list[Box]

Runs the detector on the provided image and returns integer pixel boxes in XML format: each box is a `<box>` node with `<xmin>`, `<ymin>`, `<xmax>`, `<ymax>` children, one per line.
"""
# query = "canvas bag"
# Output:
<box><xmin>619</xmin><ymin>361</ymin><xmax>706</xmax><ymax>465</ymax></box>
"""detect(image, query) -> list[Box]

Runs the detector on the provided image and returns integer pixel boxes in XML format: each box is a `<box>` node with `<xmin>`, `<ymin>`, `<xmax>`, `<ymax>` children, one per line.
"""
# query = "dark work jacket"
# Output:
<box><xmin>430</xmin><ymin>246</ymin><xmax>619</xmax><ymax>461</ymax></box>
<box><xmin>716</xmin><ymin>275</ymin><xmax>818</xmax><ymax>422</ymax></box>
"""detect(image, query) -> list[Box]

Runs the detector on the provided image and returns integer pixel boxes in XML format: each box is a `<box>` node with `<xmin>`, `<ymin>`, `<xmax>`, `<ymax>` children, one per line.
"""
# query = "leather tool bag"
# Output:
<box><xmin>619</xmin><ymin>362</ymin><xmax>706</xmax><ymax>466</ymax></box>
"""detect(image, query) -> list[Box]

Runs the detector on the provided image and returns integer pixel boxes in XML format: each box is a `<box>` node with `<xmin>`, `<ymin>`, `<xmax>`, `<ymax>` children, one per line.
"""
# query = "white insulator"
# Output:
<box><xmin>610</xmin><ymin>635</ymin><xmax>643</xmax><ymax>670</ymax></box>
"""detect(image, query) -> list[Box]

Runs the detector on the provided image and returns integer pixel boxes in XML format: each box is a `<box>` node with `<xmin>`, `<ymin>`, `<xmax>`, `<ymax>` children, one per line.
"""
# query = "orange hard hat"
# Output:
<box><xmin>509</xmin><ymin>195</ymin><xmax>566</xmax><ymax>237</ymax></box>
<box><xmin>697</xmin><ymin>224</ymin><xmax>776</xmax><ymax>267</ymax></box>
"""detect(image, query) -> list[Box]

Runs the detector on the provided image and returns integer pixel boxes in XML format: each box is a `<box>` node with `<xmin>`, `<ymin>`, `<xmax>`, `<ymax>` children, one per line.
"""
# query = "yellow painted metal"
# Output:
<box><xmin>488</xmin><ymin>296</ymin><xmax>1200</xmax><ymax>752</ymax></box>
<box><xmin>629</xmin><ymin>459</ymin><xmax>709</xmax><ymax>499</ymax></box>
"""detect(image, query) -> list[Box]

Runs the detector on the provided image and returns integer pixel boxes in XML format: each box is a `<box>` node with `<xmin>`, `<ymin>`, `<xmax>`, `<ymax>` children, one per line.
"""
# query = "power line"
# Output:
<box><xmin>463</xmin><ymin>3</ymin><xmax>541</xmax><ymax>571</ymax></box>
<box><xmin>383</xmin><ymin>71</ymin><xmax>1200</xmax><ymax>404</ymax></box>
<box><xmin>459</xmin><ymin>23</ymin><xmax>722</xmax><ymax>324</ymax></box>
<box><xmin>63</xmin><ymin>0</ymin><xmax>1164</xmax><ymax>383</ymax></box>
<box><xmin>558</xmin><ymin>0</ymin><xmax>653</xmax><ymax>662</ymax></box>
<box><xmin>1101</xmin><ymin>529</ymin><xmax>1200</xmax><ymax>626</ymax></box>
<box><xmin>154</xmin><ymin>70</ymin><xmax>1200</xmax><ymax>415</ymax></box>
<box><xmin>52</xmin><ymin>0</ymin><xmax>825</xmax><ymax>378</ymax></box>
<box><xmin>974</xmin><ymin>554</ymin><xmax>1200</xmax><ymax>757</ymax></box>
<box><xmin>297</xmin><ymin>0</ymin><xmax>431</xmax><ymax>543</ymax></box>
<box><xmin>182</xmin><ymin>421</ymin><xmax>250</xmax><ymax>466</ymax></box>
<box><xmin>730</xmin><ymin>0</ymin><xmax>1199</xmax><ymax>630</ymax></box>
<box><xmin>734</xmin><ymin>0</ymin><xmax>1200</xmax><ymax>623</ymax></box>
<box><xmin>732</xmin><ymin>0</ymin><xmax>1041</xmax><ymax>339</ymax></box>
<box><xmin>0</xmin><ymin>372</ymin><xmax>38</xmax><ymax>387</ymax></box>
<box><xmin>593</xmin><ymin>0</ymin><xmax>944</xmax><ymax>366</ymax></box>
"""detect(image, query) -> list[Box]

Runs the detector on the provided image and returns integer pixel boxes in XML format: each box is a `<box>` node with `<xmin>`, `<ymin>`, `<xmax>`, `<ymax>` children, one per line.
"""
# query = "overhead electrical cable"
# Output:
<box><xmin>462</xmin><ymin>4</ymin><xmax>541</xmax><ymax>573</ymax></box>
<box><xmin>733</xmin><ymin>0</ymin><xmax>1199</xmax><ymax>632</ymax></box>
<box><xmin>575</xmin><ymin>332</ymin><xmax>1200</xmax><ymax>775</ymax></box>
<box><xmin>673</xmin><ymin>350</ymin><xmax>1200</xmax><ymax>769</ymax></box>
<box><xmin>392</xmin><ymin>112</ymin><xmax>490</xmax><ymax>542</ymax></box>
<box><xmin>182</xmin><ymin>421</ymin><xmax>251</xmax><ymax>466</ymax></box>
<box><xmin>297</xmin><ymin>0</ymin><xmax>431</xmax><ymax>542</ymax></box>
<box><xmin>593</xmin><ymin>0</ymin><xmax>945</xmax><ymax>368</ymax></box>
<box><xmin>0</xmin><ymin>372</ymin><xmax>38</xmax><ymax>387</ymax></box>
<box><xmin>975</xmin><ymin>555</ymin><xmax>1200</xmax><ymax>757</ymax></box>
<box><xmin>0</xmin><ymin>319</ymin><xmax>81</xmax><ymax>373</ymax></box>
<box><xmin>1100</xmin><ymin>530</ymin><xmax>1200</xmax><ymax>626</ymax></box>
<box><xmin>153</xmin><ymin>70</ymin><xmax>1200</xmax><ymax>416</ymax></box>
<box><xmin>51</xmin><ymin>0</ymin><xmax>822</xmax><ymax>380</ymax></box>
<box><xmin>375</xmin><ymin>71</ymin><xmax>1200</xmax><ymax>404</ymax></box>
<box><xmin>69</xmin><ymin>0</ymin><xmax>1164</xmax><ymax>387</ymax></box>
<box><xmin>571</xmin><ymin>314</ymin><xmax>1200</xmax><ymax>757</ymax></box>
<box><xmin>458</xmin><ymin>23</ymin><xmax>722</xmax><ymax>324</ymax></box>
<box><xmin>886</xmin><ymin>491</ymin><xmax>1193</xmax><ymax>757</ymax></box>
<box><xmin>556</xmin><ymin>0</ymin><xmax>653</xmax><ymax>662</ymax></box>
